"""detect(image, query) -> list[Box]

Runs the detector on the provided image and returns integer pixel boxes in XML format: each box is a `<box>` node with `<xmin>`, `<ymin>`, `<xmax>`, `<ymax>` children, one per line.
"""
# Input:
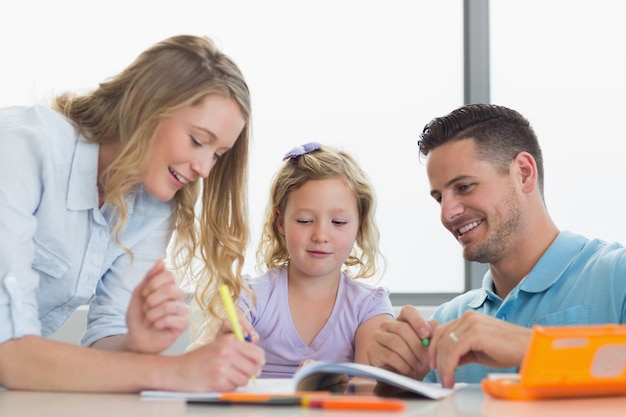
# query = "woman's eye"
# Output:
<box><xmin>190</xmin><ymin>135</ymin><xmax>202</xmax><ymax>146</ymax></box>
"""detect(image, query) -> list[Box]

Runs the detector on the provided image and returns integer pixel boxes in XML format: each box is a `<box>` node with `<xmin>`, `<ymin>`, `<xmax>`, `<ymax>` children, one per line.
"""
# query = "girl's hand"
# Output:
<box><xmin>298</xmin><ymin>359</ymin><xmax>316</xmax><ymax>369</ymax></box>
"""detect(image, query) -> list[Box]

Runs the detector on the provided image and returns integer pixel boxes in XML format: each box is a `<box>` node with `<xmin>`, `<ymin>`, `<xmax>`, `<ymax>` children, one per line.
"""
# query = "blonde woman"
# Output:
<box><xmin>0</xmin><ymin>35</ymin><xmax>263</xmax><ymax>392</ymax></box>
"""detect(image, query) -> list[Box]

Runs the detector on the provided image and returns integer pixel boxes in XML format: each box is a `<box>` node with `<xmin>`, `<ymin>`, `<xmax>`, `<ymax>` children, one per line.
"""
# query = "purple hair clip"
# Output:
<box><xmin>282</xmin><ymin>142</ymin><xmax>322</xmax><ymax>161</ymax></box>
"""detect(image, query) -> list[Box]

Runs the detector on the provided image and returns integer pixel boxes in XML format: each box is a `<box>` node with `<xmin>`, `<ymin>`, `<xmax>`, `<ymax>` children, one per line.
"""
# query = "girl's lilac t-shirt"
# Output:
<box><xmin>238</xmin><ymin>268</ymin><xmax>394</xmax><ymax>378</ymax></box>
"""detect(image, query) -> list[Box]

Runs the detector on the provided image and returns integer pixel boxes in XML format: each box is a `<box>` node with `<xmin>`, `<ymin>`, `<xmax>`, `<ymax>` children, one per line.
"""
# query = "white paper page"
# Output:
<box><xmin>141</xmin><ymin>378</ymin><xmax>295</xmax><ymax>400</ymax></box>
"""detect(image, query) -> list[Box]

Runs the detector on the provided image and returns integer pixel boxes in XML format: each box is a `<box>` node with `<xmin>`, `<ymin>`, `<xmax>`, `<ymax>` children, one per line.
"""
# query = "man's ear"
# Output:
<box><xmin>513</xmin><ymin>152</ymin><xmax>538</xmax><ymax>194</ymax></box>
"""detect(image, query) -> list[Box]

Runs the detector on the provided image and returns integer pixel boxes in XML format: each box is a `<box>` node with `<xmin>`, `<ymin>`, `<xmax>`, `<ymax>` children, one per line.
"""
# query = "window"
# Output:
<box><xmin>1</xmin><ymin>1</ymin><xmax>465</xmax><ymax>297</ymax></box>
<box><xmin>491</xmin><ymin>0</ymin><xmax>626</xmax><ymax>247</ymax></box>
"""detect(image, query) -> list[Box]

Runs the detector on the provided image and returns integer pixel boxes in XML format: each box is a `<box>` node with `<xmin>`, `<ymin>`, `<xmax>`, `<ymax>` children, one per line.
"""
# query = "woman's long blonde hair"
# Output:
<box><xmin>52</xmin><ymin>34</ymin><xmax>251</xmax><ymax>343</ymax></box>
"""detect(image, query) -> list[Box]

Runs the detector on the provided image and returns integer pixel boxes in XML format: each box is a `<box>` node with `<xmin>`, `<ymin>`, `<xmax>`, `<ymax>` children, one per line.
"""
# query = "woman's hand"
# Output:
<box><xmin>168</xmin><ymin>333</ymin><xmax>265</xmax><ymax>392</ymax></box>
<box><xmin>216</xmin><ymin>306</ymin><xmax>259</xmax><ymax>343</ymax></box>
<box><xmin>124</xmin><ymin>259</ymin><xmax>189</xmax><ymax>353</ymax></box>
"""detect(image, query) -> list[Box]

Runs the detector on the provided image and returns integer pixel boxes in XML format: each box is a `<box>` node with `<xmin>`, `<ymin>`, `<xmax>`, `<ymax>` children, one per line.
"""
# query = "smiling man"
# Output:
<box><xmin>367</xmin><ymin>103</ymin><xmax>626</xmax><ymax>388</ymax></box>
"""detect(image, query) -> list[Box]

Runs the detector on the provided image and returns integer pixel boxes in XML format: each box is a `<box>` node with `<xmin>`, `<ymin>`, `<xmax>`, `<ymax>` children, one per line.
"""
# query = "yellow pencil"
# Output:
<box><xmin>218</xmin><ymin>284</ymin><xmax>256</xmax><ymax>384</ymax></box>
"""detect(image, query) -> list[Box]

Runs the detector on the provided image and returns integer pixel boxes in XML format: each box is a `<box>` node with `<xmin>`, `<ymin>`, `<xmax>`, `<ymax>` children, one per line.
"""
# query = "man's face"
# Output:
<box><xmin>426</xmin><ymin>138</ymin><xmax>523</xmax><ymax>264</ymax></box>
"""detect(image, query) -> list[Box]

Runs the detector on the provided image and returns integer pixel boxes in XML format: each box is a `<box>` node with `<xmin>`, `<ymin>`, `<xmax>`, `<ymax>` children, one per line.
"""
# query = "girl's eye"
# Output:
<box><xmin>296</xmin><ymin>219</ymin><xmax>312</xmax><ymax>224</ymax></box>
<box><xmin>332</xmin><ymin>220</ymin><xmax>348</xmax><ymax>226</ymax></box>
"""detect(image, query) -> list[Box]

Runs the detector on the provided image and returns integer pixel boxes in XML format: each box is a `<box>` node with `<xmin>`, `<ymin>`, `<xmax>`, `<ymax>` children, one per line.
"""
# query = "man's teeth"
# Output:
<box><xmin>459</xmin><ymin>221</ymin><xmax>481</xmax><ymax>235</ymax></box>
<box><xmin>170</xmin><ymin>168</ymin><xmax>188</xmax><ymax>184</ymax></box>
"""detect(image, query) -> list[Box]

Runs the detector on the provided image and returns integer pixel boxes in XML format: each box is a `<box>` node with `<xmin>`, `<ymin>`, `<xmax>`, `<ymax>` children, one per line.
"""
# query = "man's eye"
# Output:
<box><xmin>458</xmin><ymin>183</ymin><xmax>473</xmax><ymax>192</ymax></box>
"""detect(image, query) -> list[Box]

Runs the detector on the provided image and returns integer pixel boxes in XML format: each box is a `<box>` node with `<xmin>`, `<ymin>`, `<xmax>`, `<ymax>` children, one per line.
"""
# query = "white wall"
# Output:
<box><xmin>3</xmin><ymin>1</ymin><xmax>625</xmax><ymax>300</ymax></box>
<box><xmin>491</xmin><ymin>1</ymin><xmax>626</xmax><ymax>246</ymax></box>
<box><xmin>0</xmin><ymin>1</ymin><xmax>465</xmax><ymax>295</ymax></box>
<box><xmin>47</xmin><ymin>305</ymin><xmax>188</xmax><ymax>355</ymax></box>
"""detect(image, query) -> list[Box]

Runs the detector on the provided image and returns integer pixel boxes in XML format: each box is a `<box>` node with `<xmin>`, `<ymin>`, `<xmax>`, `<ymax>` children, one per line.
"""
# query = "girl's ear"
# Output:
<box><xmin>275</xmin><ymin>209</ymin><xmax>285</xmax><ymax>236</ymax></box>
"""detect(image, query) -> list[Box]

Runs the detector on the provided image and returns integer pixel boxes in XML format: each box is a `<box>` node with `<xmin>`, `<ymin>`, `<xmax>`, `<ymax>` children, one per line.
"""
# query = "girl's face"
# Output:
<box><xmin>277</xmin><ymin>178</ymin><xmax>360</xmax><ymax>282</ymax></box>
<box><xmin>142</xmin><ymin>94</ymin><xmax>245</xmax><ymax>202</ymax></box>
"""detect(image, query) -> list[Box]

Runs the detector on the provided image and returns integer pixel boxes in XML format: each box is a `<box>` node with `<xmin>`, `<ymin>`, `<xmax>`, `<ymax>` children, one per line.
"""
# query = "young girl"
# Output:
<box><xmin>228</xmin><ymin>142</ymin><xmax>393</xmax><ymax>377</ymax></box>
<box><xmin>0</xmin><ymin>35</ymin><xmax>263</xmax><ymax>392</ymax></box>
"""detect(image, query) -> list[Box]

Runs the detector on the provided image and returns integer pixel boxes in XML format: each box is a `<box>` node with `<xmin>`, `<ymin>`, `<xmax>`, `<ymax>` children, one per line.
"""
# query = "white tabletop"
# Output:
<box><xmin>2</xmin><ymin>385</ymin><xmax>626</xmax><ymax>417</ymax></box>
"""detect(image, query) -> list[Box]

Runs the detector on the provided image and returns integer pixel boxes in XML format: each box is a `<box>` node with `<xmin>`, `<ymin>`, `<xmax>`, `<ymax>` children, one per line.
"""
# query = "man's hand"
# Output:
<box><xmin>428</xmin><ymin>310</ymin><xmax>532</xmax><ymax>388</ymax></box>
<box><xmin>367</xmin><ymin>305</ymin><xmax>436</xmax><ymax>380</ymax></box>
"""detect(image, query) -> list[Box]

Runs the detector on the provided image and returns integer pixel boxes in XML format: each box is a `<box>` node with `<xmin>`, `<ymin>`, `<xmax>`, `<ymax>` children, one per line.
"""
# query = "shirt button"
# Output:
<box><xmin>62</xmin><ymin>305</ymin><xmax>71</xmax><ymax>312</ymax></box>
<box><xmin>4</xmin><ymin>276</ymin><xmax>17</xmax><ymax>287</ymax></box>
<box><xmin>498</xmin><ymin>315</ymin><xmax>506</xmax><ymax>321</ymax></box>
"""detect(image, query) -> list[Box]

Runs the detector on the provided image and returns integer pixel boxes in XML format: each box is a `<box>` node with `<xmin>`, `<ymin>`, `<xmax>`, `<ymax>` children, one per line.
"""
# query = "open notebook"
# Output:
<box><xmin>482</xmin><ymin>324</ymin><xmax>626</xmax><ymax>400</ymax></box>
<box><xmin>142</xmin><ymin>361</ymin><xmax>466</xmax><ymax>401</ymax></box>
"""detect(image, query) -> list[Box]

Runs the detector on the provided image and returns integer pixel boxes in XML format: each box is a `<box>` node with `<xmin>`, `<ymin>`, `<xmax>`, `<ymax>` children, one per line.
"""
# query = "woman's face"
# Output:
<box><xmin>142</xmin><ymin>94</ymin><xmax>245</xmax><ymax>202</ymax></box>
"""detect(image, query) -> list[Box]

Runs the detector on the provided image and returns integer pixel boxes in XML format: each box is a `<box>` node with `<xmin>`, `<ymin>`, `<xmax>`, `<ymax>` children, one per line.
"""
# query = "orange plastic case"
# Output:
<box><xmin>481</xmin><ymin>324</ymin><xmax>626</xmax><ymax>400</ymax></box>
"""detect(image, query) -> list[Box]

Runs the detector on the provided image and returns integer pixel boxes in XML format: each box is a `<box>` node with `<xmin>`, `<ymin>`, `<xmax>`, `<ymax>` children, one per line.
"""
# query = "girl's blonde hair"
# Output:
<box><xmin>52</xmin><ymin>34</ymin><xmax>251</xmax><ymax>343</ymax></box>
<box><xmin>257</xmin><ymin>145</ymin><xmax>384</xmax><ymax>279</ymax></box>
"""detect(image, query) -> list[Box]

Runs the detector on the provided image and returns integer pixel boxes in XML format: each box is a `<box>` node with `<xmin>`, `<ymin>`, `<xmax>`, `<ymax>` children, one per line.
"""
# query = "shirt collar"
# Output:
<box><xmin>520</xmin><ymin>230</ymin><xmax>587</xmax><ymax>293</ymax></box>
<box><xmin>67</xmin><ymin>139</ymin><xmax>99</xmax><ymax>211</ymax></box>
<box><xmin>472</xmin><ymin>231</ymin><xmax>586</xmax><ymax>302</ymax></box>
